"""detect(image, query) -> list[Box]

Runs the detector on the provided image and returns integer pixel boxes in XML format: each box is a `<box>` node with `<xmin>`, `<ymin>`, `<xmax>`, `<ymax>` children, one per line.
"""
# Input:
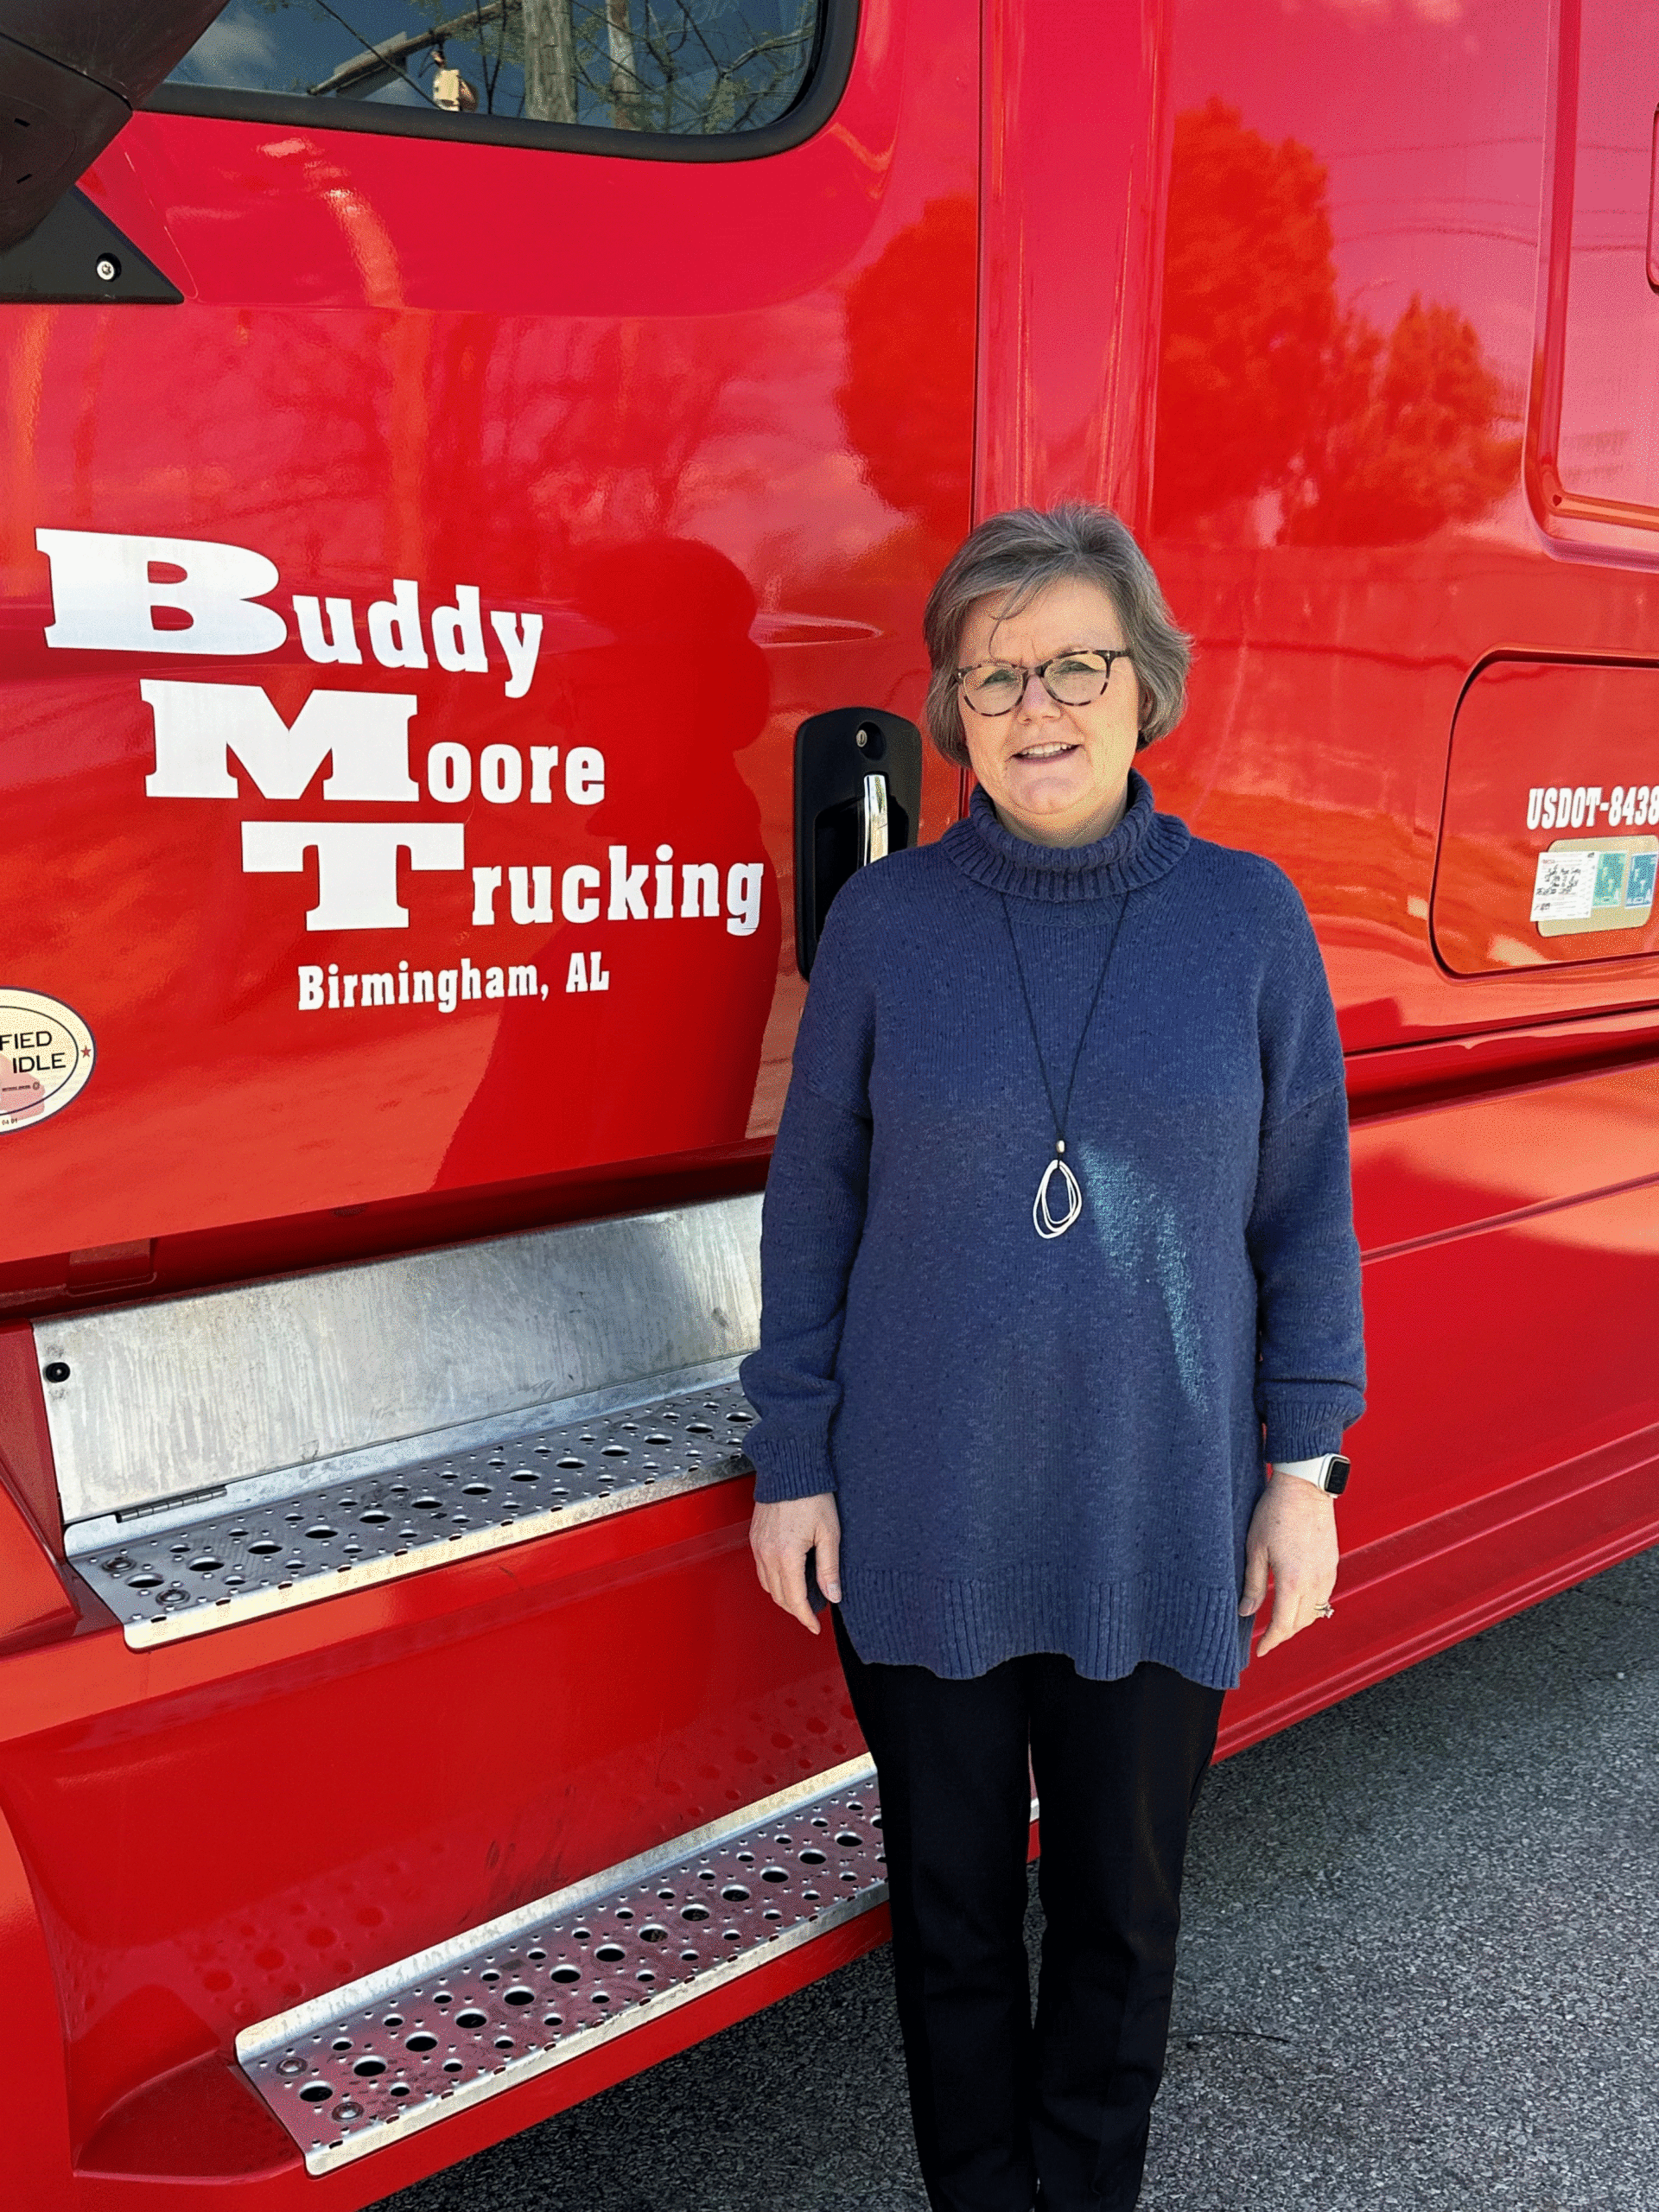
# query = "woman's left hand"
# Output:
<box><xmin>1239</xmin><ymin>1473</ymin><xmax>1339</xmax><ymax>1656</ymax></box>
<box><xmin>750</xmin><ymin>1492</ymin><xmax>842</xmax><ymax>1634</ymax></box>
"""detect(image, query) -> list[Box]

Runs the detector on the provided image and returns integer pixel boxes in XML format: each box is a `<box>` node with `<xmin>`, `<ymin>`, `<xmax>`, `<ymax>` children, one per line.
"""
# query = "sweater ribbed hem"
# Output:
<box><xmin>1261</xmin><ymin>1395</ymin><xmax>1360</xmax><ymax>1464</ymax></box>
<box><xmin>942</xmin><ymin>772</ymin><xmax>1192</xmax><ymax>903</ymax></box>
<box><xmin>748</xmin><ymin>1438</ymin><xmax>837</xmax><ymax>1503</ymax></box>
<box><xmin>839</xmin><ymin>1564</ymin><xmax>1250</xmax><ymax>1691</ymax></box>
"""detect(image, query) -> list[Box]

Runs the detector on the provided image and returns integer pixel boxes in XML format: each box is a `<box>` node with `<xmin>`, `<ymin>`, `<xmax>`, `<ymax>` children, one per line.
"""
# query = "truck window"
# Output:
<box><xmin>156</xmin><ymin>0</ymin><xmax>829</xmax><ymax>146</ymax></box>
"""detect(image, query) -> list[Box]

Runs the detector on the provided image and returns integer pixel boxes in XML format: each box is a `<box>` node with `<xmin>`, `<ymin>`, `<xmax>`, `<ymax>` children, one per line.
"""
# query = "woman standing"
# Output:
<box><xmin>741</xmin><ymin>505</ymin><xmax>1365</xmax><ymax>2212</ymax></box>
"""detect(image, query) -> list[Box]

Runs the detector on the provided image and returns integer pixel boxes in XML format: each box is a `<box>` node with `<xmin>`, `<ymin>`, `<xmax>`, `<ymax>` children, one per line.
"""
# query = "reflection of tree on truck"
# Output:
<box><xmin>1154</xmin><ymin>99</ymin><xmax>1518</xmax><ymax>547</ymax></box>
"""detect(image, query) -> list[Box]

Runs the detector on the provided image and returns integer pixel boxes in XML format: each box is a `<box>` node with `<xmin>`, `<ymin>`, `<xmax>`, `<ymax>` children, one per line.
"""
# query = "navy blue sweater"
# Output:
<box><xmin>740</xmin><ymin>773</ymin><xmax>1365</xmax><ymax>1690</ymax></box>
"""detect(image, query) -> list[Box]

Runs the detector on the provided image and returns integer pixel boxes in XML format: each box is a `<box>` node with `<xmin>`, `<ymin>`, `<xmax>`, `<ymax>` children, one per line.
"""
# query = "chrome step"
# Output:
<box><xmin>66</xmin><ymin>1363</ymin><xmax>756</xmax><ymax>1648</ymax></box>
<box><xmin>238</xmin><ymin>1758</ymin><xmax>887</xmax><ymax>2175</ymax></box>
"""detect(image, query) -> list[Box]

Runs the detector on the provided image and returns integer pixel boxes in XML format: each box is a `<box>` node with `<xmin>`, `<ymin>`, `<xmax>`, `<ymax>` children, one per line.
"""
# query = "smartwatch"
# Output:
<box><xmin>1275</xmin><ymin>1452</ymin><xmax>1351</xmax><ymax>1497</ymax></box>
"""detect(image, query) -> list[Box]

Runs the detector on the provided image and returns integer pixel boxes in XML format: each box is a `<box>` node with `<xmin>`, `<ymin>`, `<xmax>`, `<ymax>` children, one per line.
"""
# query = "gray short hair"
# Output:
<box><xmin>921</xmin><ymin>504</ymin><xmax>1192</xmax><ymax>766</ymax></box>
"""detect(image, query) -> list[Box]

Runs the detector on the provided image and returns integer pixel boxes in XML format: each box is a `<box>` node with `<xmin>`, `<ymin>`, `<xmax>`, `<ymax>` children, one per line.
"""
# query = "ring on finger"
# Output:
<box><xmin>1313</xmin><ymin>1601</ymin><xmax>1335</xmax><ymax>1619</ymax></box>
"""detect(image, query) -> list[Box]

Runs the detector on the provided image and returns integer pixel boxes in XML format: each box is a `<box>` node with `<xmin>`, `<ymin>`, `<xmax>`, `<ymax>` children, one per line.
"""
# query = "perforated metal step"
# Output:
<box><xmin>65</xmin><ymin>1363</ymin><xmax>755</xmax><ymax>1647</ymax></box>
<box><xmin>238</xmin><ymin>1758</ymin><xmax>887</xmax><ymax>2175</ymax></box>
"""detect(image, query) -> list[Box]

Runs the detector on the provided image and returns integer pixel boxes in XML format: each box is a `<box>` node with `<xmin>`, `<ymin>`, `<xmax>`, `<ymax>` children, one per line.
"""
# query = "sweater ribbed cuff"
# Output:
<box><xmin>1261</xmin><ymin>1395</ymin><xmax>1356</xmax><ymax>1465</ymax></box>
<box><xmin>748</xmin><ymin>1438</ymin><xmax>837</xmax><ymax>1505</ymax></box>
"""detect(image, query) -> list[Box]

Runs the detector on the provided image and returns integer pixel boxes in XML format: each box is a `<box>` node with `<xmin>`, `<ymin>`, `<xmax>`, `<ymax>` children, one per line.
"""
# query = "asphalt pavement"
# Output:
<box><xmin>372</xmin><ymin>1544</ymin><xmax>1658</xmax><ymax>2212</ymax></box>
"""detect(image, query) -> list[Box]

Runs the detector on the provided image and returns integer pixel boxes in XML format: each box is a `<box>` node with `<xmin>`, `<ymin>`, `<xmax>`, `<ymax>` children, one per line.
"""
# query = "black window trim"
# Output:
<box><xmin>143</xmin><ymin>0</ymin><xmax>857</xmax><ymax>163</ymax></box>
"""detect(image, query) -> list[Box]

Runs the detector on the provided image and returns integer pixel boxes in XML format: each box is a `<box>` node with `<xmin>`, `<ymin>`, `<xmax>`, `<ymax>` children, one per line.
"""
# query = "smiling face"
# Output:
<box><xmin>957</xmin><ymin>576</ymin><xmax>1142</xmax><ymax>848</ymax></box>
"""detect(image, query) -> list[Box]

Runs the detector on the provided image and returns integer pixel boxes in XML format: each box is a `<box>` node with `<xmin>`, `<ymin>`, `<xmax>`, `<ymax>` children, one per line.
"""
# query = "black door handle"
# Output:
<box><xmin>793</xmin><ymin>708</ymin><xmax>922</xmax><ymax>976</ymax></box>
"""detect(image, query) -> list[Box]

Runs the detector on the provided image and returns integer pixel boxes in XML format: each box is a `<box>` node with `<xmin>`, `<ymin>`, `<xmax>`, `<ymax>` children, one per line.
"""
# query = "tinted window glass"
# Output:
<box><xmin>166</xmin><ymin>0</ymin><xmax>822</xmax><ymax>136</ymax></box>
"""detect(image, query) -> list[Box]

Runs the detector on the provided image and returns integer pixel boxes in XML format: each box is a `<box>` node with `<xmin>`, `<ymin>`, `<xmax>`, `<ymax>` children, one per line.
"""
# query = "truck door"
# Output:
<box><xmin>1</xmin><ymin>0</ymin><xmax>975</xmax><ymax>1291</ymax></box>
<box><xmin>0</xmin><ymin>5</ymin><xmax>979</xmax><ymax>2194</ymax></box>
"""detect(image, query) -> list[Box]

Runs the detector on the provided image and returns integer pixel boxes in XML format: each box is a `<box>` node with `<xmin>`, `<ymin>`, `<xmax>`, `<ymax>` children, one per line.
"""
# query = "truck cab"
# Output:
<box><xmin>3</xmin><ymin>1</ymin><xmax>1657</xmax><ymax>2202</ymax></box>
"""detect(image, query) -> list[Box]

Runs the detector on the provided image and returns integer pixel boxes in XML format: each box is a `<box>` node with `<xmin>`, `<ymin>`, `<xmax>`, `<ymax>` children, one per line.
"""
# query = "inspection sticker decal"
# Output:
<box><xmin>1529</xmin><ymin>835</ymin><xmax>1659</xmax><ymax>937</ymax></box>
<box><xmin>0</xmin><ymin>989</ymin><xmax>96</xmax><ymax>1133</ymax></box>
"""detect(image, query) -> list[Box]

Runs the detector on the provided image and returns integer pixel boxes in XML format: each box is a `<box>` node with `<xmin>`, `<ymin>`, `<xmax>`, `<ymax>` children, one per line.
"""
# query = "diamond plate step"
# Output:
<box><xmin>238</xmin><ymin>1758</ymin><xmax>887</xmax><ymax>2175</ymax></box>
<box><xmin>66</xmin><ymin>1363</ymin><xmax>755</xmax><ymax>1648</ymax></box>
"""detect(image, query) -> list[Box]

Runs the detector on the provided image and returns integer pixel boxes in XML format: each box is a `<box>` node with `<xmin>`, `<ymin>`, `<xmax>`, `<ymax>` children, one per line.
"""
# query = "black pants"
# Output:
<box><xmin>834</xmin><ymin>1612</ymin><xmax>1224</xmax><ymax>2212</ymax></box>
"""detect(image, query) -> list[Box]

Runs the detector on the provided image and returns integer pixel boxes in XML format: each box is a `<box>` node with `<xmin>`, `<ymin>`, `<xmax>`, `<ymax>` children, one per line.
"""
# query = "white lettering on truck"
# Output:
<box><xmin>296</xmin><ymin>960</ymin><xmax>547</xmax><ymax>1008</ymax></box>
<box><xmin>142</xmin><ymin>682</ymin><xmax>419</xmax><ymax>801</ymax></box>
<box><xmin>1528</xmin><ymin>783</ymin><xmax>1659</xmax><ymax>830</ymax></box>
<box><xmin>39</xmin><ymin>528</ymin><xmax>289</xmax><ymax>657</ymax></box>
<box><xmin>36</xmin><ymin>527</ymin><xmax>770</xmax><ymax>951</ymax></box>
<box><xmin>489</xmin><ymin>610</ymin><xmax>543</xmax><ymax>700</ymax></box>
<box><xmin>431</xmin><ymin>585</ymin><xmax>489</xmax><ymax>673</ymax></box>
<box><xmin>36</xmin><ymin>527</ymin><xmax>543</xmax><ymax>696</ymax></box>
<box><xmin>243</xmin><ymin>822</ymin><xmax>465</xmax><ymax>930</ymax></box>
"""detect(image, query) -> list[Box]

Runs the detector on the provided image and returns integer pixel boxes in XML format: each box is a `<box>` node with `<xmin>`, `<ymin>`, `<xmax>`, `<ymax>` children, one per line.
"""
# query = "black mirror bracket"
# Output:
<box><xmin>0</xmin><ymin>1</ymin><xmax>232</xmax><ymax>290</ymax></box>
<box><xmin>0</xmin><ymin>29</ymin><xmax>130</xmax><ymax>249</ymax></box>
<box><xmin>0</xmin><ymin>185</ymin><xmax>183</xmax><ymax>303</ymax></box>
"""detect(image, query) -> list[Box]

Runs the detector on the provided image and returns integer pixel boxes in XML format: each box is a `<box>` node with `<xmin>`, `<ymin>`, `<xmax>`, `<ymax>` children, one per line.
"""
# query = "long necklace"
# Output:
<box><xmin>998</xmin><ymin>893</ymin><xmax>1129</xmax><ymax>1239</ymax></box>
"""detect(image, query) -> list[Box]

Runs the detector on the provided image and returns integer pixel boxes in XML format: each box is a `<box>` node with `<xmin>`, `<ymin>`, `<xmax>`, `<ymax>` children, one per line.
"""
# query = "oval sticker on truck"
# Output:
<box><xmin>0</xmin><ymin>990</ymin><xmax>95</xmax><ymax>1132</ymax></box>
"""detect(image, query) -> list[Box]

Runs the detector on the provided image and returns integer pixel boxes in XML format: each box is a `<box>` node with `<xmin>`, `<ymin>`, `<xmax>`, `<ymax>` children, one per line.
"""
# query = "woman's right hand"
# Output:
<box><xmin>749</xmin><ymin>1493</ymin><xmax>842</xmax><ymax>1634</ymax></box>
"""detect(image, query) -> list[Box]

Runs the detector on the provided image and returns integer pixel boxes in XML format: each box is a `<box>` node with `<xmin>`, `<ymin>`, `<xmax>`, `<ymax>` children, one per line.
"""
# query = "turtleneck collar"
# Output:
<box><xmin>941</xmin><ymin>767</ymin><xmax>1192</xmax><ymax>904</ymax></box>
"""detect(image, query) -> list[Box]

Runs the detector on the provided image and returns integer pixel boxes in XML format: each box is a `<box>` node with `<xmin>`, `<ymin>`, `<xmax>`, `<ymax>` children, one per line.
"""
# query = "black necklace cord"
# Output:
<box><xmin>997</xmin><ymin>892</ymin><xmax>1130</xmax><ymax>1156</ymax></box>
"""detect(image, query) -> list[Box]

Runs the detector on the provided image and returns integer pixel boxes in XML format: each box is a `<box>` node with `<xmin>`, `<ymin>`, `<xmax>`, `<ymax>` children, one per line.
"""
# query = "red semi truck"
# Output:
<box><xmin>3</xmin><ymin>0</ymin><xmax>1656</xmax><ymax>2202</ymax></box>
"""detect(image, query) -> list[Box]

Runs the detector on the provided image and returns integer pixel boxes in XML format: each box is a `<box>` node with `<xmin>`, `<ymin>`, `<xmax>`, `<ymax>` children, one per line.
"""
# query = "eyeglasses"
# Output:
<box><xmin>955</xmin><ymin>648</ymin><xmax>1133</xmax><ymax>715</ymax></box>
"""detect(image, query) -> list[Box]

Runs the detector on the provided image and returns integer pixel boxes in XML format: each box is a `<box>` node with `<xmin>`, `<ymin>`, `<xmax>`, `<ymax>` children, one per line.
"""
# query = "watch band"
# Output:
<box><xmin>1273</xmin><ymin>1452</ymin><xmax>1351</xmax><ymax>1496</ymax></box>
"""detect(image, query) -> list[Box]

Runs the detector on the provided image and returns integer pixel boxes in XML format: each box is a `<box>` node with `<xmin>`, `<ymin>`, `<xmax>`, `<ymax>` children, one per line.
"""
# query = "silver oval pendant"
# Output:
<box><xmin>1033</xmin><ymin>1153</ymin><xmax>1084</xmax><ymax>1239</ymax></box>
